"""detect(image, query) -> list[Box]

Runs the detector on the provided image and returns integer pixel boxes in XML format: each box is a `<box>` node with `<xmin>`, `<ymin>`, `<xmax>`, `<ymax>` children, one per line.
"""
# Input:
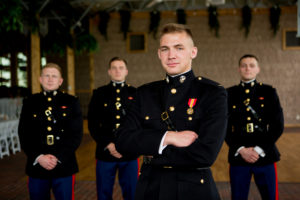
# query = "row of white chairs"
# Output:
<box><xmin>0</xmin><ymin>119</ymin><xmax>21</xmax><ymax>159</ymax></box>
<box><xmin>0</xmin><ymin>98</ymin><xmax>23</xmax><ymax>120</ymax></box>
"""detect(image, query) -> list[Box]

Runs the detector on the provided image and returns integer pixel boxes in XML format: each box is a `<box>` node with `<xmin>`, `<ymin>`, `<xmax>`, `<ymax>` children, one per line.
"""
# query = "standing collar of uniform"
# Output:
<box><xmin>165</xmin><ymin>70</ymin><xmax>195</xmax><ymax>87</ymax></box>
<box><xmin>240</xmin><ymin>79</ymin><xmax>256</xmax><ymax>87</ymax></box>
<box><xmin>111</xmin><ymin>81</ymin><xmax>126</xmax><ymax>87</ymax></box>
<box><xmin>42</xmin><ymin>90</ymin><xmax>59</xmax><ymax>96</ymax></box>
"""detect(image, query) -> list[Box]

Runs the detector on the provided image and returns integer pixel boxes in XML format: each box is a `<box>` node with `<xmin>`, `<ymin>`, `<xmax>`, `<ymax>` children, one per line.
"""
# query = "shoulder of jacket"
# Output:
<box><xmin>138</xmin><ymin>80</ymin><xmax>164</xmax><ymax>90</ymax></box>
<box><xmin>256</xmin><ymin>82</ymin><xmax>273</xmax><ymax>89</ymax></box>
<box><xmin>227</xmin><ymin>85</ymin><xmax>239</xmax><ymax>91</ymax></box>
<box><xmin>59</xmin><ymin>91</ymin><xmax>78</xmax><ymax>100</ymax></box>
<box><xmin>195</xmin><ymin>76</ymin><xmax>225</xmax><ymax>90</ymax></box>
<box><xmin>93</xmin><ymin>84</ymin><xmax>110</xmax><ymax>93</ymax></box>
<box><xmin>24</xmin><ymin>93</ymin><xmax>38</xmax><ymax>102</ymax></box>
<box><xmin>126</xmin><ymin>84</ymin><xmax>137</xmax><ymax>91</ymax></box>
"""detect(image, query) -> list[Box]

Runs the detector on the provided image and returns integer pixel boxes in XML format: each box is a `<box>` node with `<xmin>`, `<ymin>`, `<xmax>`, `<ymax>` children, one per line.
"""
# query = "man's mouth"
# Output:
<box><xmin>167</xmin><ymin>63</ymin><xmax>178</xmax><ymax>67</ymax></box>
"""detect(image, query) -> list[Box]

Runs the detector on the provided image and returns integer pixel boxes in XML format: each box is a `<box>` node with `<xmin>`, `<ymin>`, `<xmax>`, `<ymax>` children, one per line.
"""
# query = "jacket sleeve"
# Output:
<box><xmin>224</xmin><ymin>89</ymin><xmax>242</xmax><ymax>153</ymax></box>
<box><xmin>116</xmin><ymin>86</ymin><xmax>228</xmax><ymax>167</ymax></box>
<box><xmin>88</xmin><ymin>89</ymin><xmax>113</xmax><ymax>148</ymax></box>
<box><xmin>115</xmin><ymin>88</ymin><xmax>165</xmax><ymax>158</ymax></box>
<box><xmin>157</xmin><ymin>86</ymin><xmax>228</xmax><ymax>167</ymax></box>
<box><xmin>256</xmin><ymin>88</ymin><xmax>284</xmax><ymax>152</ymax></box>
<box><xmin>56</xmin><ymin>97</ymin><xmax>83</xmax><ymax>163</ymax></box>
<box><xmin>18</xmin><ymin>97</ymin><xmax>43</xmax><ymax>162</ymax></box>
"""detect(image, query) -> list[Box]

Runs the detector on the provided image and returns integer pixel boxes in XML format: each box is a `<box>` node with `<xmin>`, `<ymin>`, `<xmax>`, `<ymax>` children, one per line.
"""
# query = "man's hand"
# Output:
<box><xmin>239</xmin><ymin>147</ymin><xmax>259</xmax><ymax>163</ymax></box>
<box><xmin>163</xmin><ymin>130</ymin><xmax>198</xmax><ymax>147</ymax></box>
<box><xmin>38</xmin><ymin>154</ymin><xmax>58</xmax><ymax>170</ymax></box>
<box><xmin>106</xmin><ymin>143</ymin><xmax>122</xmax><ymax>159</ymax></box>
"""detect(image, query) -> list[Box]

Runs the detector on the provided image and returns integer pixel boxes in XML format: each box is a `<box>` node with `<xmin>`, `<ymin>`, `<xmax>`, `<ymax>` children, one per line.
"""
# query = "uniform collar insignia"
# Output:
<box><xmin>179</xmin><ymin>75</ymin><xmax>186</xmax><ymax>83</ymax></box>
<box><xmin>112</xmin><ymin>81</ymin><xmax>125</xmax><ymax>87</ymax></box>
<box><xmin>43</xmin><ymin>90</ymin><xmax>58</xmax><ymax>96</ymax></box>
<box><xmin>166</xmin><ymin>76</ymin><xmax>170</xmax><ymax>83</ymax></box>
<box><xmin>240</xmin><ymin>79</ymin><xmax>256</xmax><ymax>88</ymax></box>
<box><xmin>166</xmin><ymin>70</ymin><xmax>194</xmax><ymax>86</ymax></box>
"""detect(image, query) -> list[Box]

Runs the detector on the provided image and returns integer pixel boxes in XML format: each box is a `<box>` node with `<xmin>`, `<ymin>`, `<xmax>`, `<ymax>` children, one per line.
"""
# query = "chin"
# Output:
<box><xmin>166</xmin><ymin>69</ymin><xmax>179</xmax><ymax>75</ymax></box>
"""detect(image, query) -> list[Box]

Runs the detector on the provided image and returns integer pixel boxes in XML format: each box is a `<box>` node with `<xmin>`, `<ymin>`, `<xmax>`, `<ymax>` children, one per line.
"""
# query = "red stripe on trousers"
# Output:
<box><xmin>274</xmin><ymin>163</ymin><xmax>279</xmax><ymax>200</ymax></box>
<box><xmin>72</xmin><ymin>174</ymin><xmax>76</xmax><ymax>200</ymax></box>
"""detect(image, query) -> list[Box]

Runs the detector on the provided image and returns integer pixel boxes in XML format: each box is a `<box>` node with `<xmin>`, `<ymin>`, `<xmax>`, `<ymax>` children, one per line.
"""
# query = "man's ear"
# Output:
<box><xmin>191</xmin><ymin>47</ymin><xmax>198</xmax><ymax>59</ymax></box>
<box><xmin>59</xmin><ymin>78</ymin><xmax>63</xmax><ymax>86</ymax></box>
<box><xmin>158</xmin><ymin>49</ymin><xmax>162</xmax><ymax>60</ymax></box>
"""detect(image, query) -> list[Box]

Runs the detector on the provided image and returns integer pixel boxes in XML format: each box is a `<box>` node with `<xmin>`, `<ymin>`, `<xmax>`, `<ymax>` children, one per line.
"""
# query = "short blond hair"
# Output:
<box><xmin>42</xmin><ymin>63</ymin><xmax>62</xmax><ymax>76</ymax></box>
<box><xmin>160</xmin><ymin>23</ymin><xmax>194</xmax><ymax>43</ymax></box>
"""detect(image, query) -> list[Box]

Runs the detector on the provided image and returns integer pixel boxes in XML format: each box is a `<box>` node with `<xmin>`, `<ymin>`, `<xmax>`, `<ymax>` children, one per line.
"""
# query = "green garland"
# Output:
<box><xmin>74</xmin><ymin>33</ymin><xmax>98</xmax><ymax>54</ymax></box>
<box><xmin>149</xmin><ymin>10</ymin><xmax>161</xmax><ymax>39</ymax></box>
<box><xmin>270</xmin><ymin>5</ymin><xmax>281</xmax><ymax>36</ymax></box>
<box><xmin>208</xmin><ymin>6</ymin><xmax>220</xmax><ymax>38</ymax></box>
<box><xmin>177</xmin><ymin>9</ymin><xmax>186</xmax><ymax>24</ymax></box>
<box><xmin>241</xmin><ymin>5</ymin><xmax>252</xmax><ymax>38</ymax></box>
<box><xmin>98</xmin><ymin>11</ymin><xmax>110</xmax><ymax>40</ymax></box>
<box><xmin>0</xmin><ymin>0</ymin><xmax>23</xmax><ymax>33</ymax></box>
<box><xmin>119</xmin><ymin>10</ymin><xmax>131</xmax><ymax>40</ymax></box>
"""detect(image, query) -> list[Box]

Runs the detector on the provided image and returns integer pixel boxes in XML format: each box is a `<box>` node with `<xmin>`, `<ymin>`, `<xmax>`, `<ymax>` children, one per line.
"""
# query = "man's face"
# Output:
<box><xmin>238</xmin><ymin>57</ymin><xmax>260</xmax><ymax>81</ymax></box>
<box><xmin>108</xmin><ymin>60</ymin><xmax>128</xmax><ymax>82</ymax></box>
<box><xmin>158</xmin><ymin>32</ymin><xmax>197</xmax><ymax>76</ymax></box>
<box><xmin>39</xmin><ymin>67</ymin><xmax>63</xmax><ymax>91</ymax></box>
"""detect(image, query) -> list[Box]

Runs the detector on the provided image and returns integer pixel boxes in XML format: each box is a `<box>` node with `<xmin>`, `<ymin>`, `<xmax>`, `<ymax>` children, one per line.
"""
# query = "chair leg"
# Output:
<box><xmin>0</xmin><ymin>139</ymin><xmax>10</xmax><ymax>159</ymax></box>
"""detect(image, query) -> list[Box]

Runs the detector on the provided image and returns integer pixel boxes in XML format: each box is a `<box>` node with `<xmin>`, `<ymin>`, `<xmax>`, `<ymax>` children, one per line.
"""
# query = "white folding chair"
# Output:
<box><xmin>8</xmin><ymin>120</ymin><xmax>21</xmax><ymax>154</ymax></box>
<box><xmin>0</xmin><ymin>122</ymin><xmax>10</xmax><ymax>159</ymax></box>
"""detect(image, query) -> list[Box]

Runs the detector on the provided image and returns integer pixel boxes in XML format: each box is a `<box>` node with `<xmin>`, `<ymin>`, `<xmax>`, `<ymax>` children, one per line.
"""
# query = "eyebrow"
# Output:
<box><xmin>160</xmin><ymin>44</ymin><xmax>184</xmax><ymax>49</ymax></box>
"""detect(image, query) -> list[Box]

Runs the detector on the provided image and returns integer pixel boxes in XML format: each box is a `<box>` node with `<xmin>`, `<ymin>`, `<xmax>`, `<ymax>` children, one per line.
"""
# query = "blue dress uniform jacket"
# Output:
<box><xmin>18</xmin><ymin>91</ymin><xmax>83</xmax><ymax>179</ymax></box>
<box><xmin>225</xmin><ymin>80</ymin><xmax>284</xmax><ymax>166</ymax></box>
<box><xmin>116</xmin><ymin>70</ymin><xmax>228</xmax><ymax>200</ymax></box>
<box><xmin>88</xmin><ymin>82</ymin><xmax>137</xmax><ymax>162</ymax></box>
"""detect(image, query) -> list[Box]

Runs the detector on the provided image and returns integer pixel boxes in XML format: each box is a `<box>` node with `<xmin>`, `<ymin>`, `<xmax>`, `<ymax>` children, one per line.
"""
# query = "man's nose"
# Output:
<box><xmin>168</xmin><ymin>49</ymin><xmax>176</xmax><ymax>59</ymax></box>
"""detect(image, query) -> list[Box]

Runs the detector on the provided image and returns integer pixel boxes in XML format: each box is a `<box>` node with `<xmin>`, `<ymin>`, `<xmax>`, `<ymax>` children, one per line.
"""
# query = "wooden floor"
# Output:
<box><xmin>0</xmin><ymin>124</ymin><xmax>299</xmax><ymax>200</ymax></box>
<box><xmin>77</xmin><ymin>123</ymin><xmax>300</xmax><ymax>183</ymax></box>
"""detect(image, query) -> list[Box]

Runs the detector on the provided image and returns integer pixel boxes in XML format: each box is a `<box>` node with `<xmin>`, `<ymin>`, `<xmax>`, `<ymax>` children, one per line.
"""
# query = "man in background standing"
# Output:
<box><xmin>88</xmin><ymin>57</ymin><xmax>138</xmax><ymax>200</ymax></box>
<box><xmin>226</xmin><ymin>54</ymin><xmax>284</xmax><ymax>200</ymax></box>
<box><xmin>19</xmin><ymin>63</ymin><xmax>83</xmax><ymax>200</ymax></box>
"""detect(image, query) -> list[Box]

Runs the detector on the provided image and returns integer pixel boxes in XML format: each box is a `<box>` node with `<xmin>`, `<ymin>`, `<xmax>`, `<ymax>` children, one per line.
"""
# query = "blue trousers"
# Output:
<box><xmin>28</xmin><ymin>175</ymin><xmax>75</xmax><ymax>200</ymax></box>
<box><xmin>96</xmin><ymin>159</ymin><xmax>138</xmax><ymax>200</ymax></box>
<box><xmin>230</xmin><ymin>163</ymin><xmax>278</xmax><ymax>200</ymax></box>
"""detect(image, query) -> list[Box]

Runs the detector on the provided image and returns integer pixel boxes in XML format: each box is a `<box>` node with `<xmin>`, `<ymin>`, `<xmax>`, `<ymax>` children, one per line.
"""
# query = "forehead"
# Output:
<box><xmin>42</xmin><ymin>67</ymin><xmax>61</xmax><ymax>75</ymax></box>
<box><xmin>240</xmin><ymin>57</ymin><xmax>258</xmax><ymax>64</ymax></box>
<box><xmin>160</xmin><ymin>32</ymin><xmax>193</xmax><ymax>46</ymax></box>
<box><xmin>110</xmin><ymin>60</ymin><xmax>126</xmax><ymax>67</ymax></box>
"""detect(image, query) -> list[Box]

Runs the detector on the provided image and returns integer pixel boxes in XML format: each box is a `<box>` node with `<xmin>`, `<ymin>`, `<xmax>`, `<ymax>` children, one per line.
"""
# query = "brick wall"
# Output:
<box><xmin>76</xmin><ymin>9</ymin><xmax>300</xmax><ymax>124</ymax></box>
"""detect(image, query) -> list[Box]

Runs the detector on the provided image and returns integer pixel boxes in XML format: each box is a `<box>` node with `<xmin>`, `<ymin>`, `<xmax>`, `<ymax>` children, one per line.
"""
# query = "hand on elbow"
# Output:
<box><xmin>164</xmin><ymin>130</ymin><xmax>198</xmax><ymax>147</ymax></box>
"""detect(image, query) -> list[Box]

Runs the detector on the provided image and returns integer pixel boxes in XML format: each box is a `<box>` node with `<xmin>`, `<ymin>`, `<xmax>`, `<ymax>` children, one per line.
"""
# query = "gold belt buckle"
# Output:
<box><xmin>47</xmin><ymin>135</ymin><xmax>54</xmax><ymax>145</ymax></box>
<box><xmin>246</xmin><ymin>123</ymin><xmax>254</xmax><ymax>133</ymax></box>
<box><xmin>161</xmin><ymin>112</ymin><xmax>169</xmax><ymax>121</ymax></box>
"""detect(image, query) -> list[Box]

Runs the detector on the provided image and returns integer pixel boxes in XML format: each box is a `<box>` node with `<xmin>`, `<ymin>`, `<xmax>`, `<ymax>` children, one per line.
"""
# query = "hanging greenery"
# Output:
<box><xmin>208</xmin><ymin>6</ymin><xmax>220</xmax><ymax>38</ymax></box>
<box><xmin>74</xmin><ymin>33</ymin><xmax>98</xmax><ymax>54</ymax></box>
<box><xmin>241</xmin><ymin>5</ymin><xmax>252</xmax><ymax>37</ymax></box>
<box><xmin>149</xmin><ymin>10</ymin><xmax>161</xmax><ymax>39</ymax></box>
<box><xmin>119</xmin><ymin>10</ymin><xmax>131</xmax><ymax>40</ymax></box>
<box><xmin>41</xmin><ymin>30</ymin><xmax>73</xmax><ymax>56</ymax></box>
<box><xmin>0</xmin><ymin>0</ymin><xmax>23</xmax><ymax>33</ymax></box>
<box><xmin>98</xmin><ymin>11</ymin><xmax>110</xmax><ymax>40</ymax></box>
<box><xmin>176</xmin><ymin>9</ymin><xmax>186</xmax><ymax>25</ymax></box>
<box><xmin>270</xmin><ymin>5</ymin><xmax>281</xmax><ymax>36</ymax></box>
